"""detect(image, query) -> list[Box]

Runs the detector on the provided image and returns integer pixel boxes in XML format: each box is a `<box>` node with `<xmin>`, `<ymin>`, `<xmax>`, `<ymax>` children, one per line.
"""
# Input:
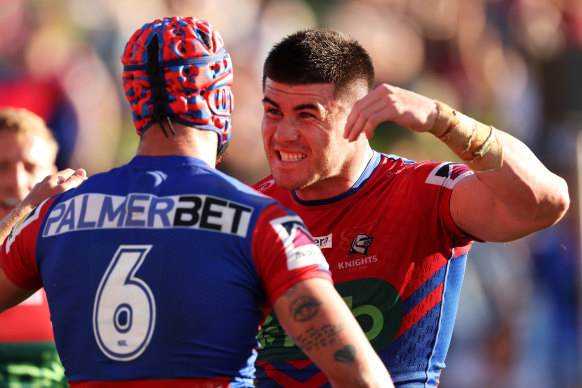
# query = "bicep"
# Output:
<box><xmin>450</xmin><ymin>174</ymin><xmax>531</xmax><ymax>242</ymax></box>
<box><xmin>0</xmin><ymin>269</ymin><xmax>37</xmax><ymax>313</ymax></box>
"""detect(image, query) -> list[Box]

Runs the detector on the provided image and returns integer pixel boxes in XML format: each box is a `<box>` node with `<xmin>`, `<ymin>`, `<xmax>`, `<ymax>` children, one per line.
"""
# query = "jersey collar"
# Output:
<box><xmin>292</xmin><ymin>150</ymin><xmax>382</xmax><ymax>206</ymax></box>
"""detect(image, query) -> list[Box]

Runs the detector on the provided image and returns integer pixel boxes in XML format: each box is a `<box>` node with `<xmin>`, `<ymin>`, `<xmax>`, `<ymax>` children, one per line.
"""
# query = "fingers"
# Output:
<box><xmin>344</xmin><ymin>84</ymin><xmax>439</xmax><ymax>141</ymax></box>
<box><xmin>75</xmin><ymin>168</ymin><xmax>88</xmax><ymax>179</ymax></box>
<box><xmin>35</xmin><ymin>168</ymin><xmax>87</xmax><ymax>196</ymax></box>
<box><xmin>57</xmin><ymin>168</ymin><xmax>88</xmax><ymax>190</ymax></box>
<box><xmin>344</xmin><ymin>97</ymin><xmax>375</xmax><ymax>142</ymax></box>
<box><xmin>55</xmin><ymin>168</ymin><xmax>87</xmax><ymax>182</ymax></box>
<box><xmin>344</xmin><ymin>89</ymin><xmax>395</xmax><ymax>142</ymax></box>
<box><xmin>16</xmin><ymin>168</ymin><xmax>87</xmax><ymax>211</ymax></box>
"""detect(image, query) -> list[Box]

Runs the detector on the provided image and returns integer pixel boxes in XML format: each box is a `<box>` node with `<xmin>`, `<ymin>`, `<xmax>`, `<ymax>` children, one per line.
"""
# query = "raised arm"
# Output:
<box><xmin>273</xmin><ymin>277</ymin><xmax>393</xmax><ymax>388</ymax></box>
<box><xmin>0</xmin><ymin>168</ymin><xmax>87</xmax><ymax>243</ymax></box>
<box><xmin>344</xmin><ymin>84</ymin><xmax>569</xmax><ymax>242</ymax></box>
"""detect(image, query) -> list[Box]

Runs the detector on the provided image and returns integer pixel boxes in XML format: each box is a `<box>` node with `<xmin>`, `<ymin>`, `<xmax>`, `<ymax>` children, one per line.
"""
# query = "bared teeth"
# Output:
<box><xmin>279</xmin><ymin>152</ymin><xmax>306</xmax><ymax>162</ymax></box>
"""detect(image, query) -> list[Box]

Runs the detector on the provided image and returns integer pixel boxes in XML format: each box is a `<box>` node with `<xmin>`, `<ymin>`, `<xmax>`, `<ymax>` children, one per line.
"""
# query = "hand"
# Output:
<box><xmin>0</xmin><ymin>169</ymin><xmax>87</xmax><ymax>244</ymax></box>
<box><xmin>21</xmin><ymin>168</ymin><xmax>88</xmax><ymax>210</ymax></box>
<box><xmin>343</xmin><ymin>84</ymin><xmax>439</xmax><ymax>142</ymax></box>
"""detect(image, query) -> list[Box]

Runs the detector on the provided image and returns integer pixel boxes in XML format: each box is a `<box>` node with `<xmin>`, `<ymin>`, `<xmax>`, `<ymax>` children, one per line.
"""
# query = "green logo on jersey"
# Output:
<box><xmin>257</xmin><ymin>278</ymin><xmax>402</xmax><ymax>361</ymax></box>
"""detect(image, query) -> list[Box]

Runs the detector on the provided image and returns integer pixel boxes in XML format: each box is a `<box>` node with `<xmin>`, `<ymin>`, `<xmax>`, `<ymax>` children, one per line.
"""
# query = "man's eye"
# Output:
<box><xmin>265</xmin><ymin>108</ymin><xmax>281</xmax><ymax>116</ymax></box>
<box><xmin>299</xmin><ymin>112</ymin><xmax>315</xmax><ymax>119</ymax></box>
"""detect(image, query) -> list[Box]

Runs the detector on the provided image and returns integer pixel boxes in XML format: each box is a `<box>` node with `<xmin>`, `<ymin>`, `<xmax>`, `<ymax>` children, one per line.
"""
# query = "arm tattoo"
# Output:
<box><xmin>294</xmin><ymin>324</ymin><xmax>343</xmax><ymax>352</ymax></box>
<box><xmin>334</xmin><ymin>345</ymin><xmax>356</xmax><ymax>362</ymax></box>
<box><xmin>290</xmin><ymin>296</ymin><xmax>322</xmax><ymax>322</ymax></box>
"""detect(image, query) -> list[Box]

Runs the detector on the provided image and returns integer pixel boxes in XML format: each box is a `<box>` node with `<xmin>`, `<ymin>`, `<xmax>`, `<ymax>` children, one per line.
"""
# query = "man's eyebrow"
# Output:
<box><xmin>262</xmin><ymin>97</ymin><xmax>280</xmax><ymax>109</ymax></box>
<box><xmin>262</xmin><ymin>97</ymin><xmax>319</xmax><ymax>112</ymax></box>
<box><xmin>294</xmin><ymin>104</ymin><xmax>318</xmax><ymax>111</ymax></box>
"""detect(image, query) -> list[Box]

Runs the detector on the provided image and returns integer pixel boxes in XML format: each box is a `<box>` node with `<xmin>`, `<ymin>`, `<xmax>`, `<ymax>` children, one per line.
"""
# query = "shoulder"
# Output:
<box><xmin>376</xmin><ymin>154</ymin><xmax>472</xmax><ymax>190</ymax></box>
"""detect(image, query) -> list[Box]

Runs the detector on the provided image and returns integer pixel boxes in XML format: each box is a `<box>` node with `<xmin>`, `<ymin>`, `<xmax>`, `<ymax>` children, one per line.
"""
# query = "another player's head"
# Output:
<box><xmin>260</xmin><ymin>29</ymin><xmax>374</xmax><ymax>196</ymax></box>
<box><xmin>262</xmin><ymin>29</ymin><xmax>374</xmax><ymax>100</ymax></box>
<box><xmin>121</xmin><ymin>16</ymin><xmax>234</xmax><ymax>159</ymax></box>
<box><xmin>0</xmin><ymin>108</ymin><xmax>58</xmax><ymax>218</ymax></box>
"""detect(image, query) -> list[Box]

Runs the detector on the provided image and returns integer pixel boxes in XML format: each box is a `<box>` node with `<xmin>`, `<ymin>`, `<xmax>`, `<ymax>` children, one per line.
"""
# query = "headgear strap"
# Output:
<box><xmin>147</xmin><ymin>34</ymin><xmax>175</xmax><ymax>137</ymax></box>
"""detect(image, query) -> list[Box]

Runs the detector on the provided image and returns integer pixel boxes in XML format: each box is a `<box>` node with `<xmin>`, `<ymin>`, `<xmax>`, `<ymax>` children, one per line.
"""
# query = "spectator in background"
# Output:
<box><xmin>0</xmin><ymin>0</ymin><xmax>122</xmax><ymax>175</ymax></box>
<box><xmin>0</xmin><ymin>107</ymin><xmax>66</xmax><ymax>387</ymax></box>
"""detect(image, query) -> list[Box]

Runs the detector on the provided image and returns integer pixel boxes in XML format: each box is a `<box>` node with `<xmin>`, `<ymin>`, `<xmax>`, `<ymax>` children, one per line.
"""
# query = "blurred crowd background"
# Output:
<box><xmin>0</xmin><ymin>0</ymin><xmax>580</xmax><ymax>387</ymax></box>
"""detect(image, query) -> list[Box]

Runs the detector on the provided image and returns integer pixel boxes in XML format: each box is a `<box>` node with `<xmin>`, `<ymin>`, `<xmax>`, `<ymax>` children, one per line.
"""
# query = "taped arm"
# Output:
<box><xmin>436</xmin><ymin>106</ymin><xmax>570</xmax><ymax>242</ymax></box>
<box><xmin>343</xmin><ymin>84</ymin><xmax>569</xmax><ymax>241</ymax></box>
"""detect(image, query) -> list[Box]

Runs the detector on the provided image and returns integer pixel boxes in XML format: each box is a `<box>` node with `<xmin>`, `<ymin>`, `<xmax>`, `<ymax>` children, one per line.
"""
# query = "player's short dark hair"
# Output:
<box><xmin>262</xmin><ymin>29</ymin><xmax>375</xmax><ymax>96</ymax></box>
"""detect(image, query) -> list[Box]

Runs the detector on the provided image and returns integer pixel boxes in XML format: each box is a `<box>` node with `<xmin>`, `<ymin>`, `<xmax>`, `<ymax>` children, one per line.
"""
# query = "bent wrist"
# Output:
<box><xmin>430</xmin><ymin>100</ymin><xmax>503</xmax><ymax>172</ymax></box>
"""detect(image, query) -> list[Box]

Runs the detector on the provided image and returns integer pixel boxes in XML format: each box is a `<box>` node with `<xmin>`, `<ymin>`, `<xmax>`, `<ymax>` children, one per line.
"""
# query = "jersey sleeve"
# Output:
<box><xmin>0</xmin><ymin>199</ymin><xmax>53</xmax><ymax>290</ymax></box>
<box><xmin>251</xmin><ymin>204</ymin><xmax>332</xmax><ymax>308</ymax></box>
<box><xmin>415</xmin><ymin>161</ymin><xmax>476</xmax><ymax>254</ymax></box>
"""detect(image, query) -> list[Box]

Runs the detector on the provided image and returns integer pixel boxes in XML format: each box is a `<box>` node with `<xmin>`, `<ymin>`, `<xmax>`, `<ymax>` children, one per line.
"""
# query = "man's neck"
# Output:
<box><xmin>295</xmin><ymin>144</ymin><xmax>374</xmax><ymax>201</ymax></box>
<box><xmin>136</xmin><ymin>123</ymin><xmax>218</xmax><ymax>168</ymax></box>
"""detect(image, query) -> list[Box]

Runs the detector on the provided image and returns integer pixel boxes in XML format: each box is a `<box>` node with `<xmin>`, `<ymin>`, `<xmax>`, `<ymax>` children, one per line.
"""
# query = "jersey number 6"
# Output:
<box><xmin>93</xmin><ymin>245</ymin><xmax>156</xmax><ymax>361</ymax></box>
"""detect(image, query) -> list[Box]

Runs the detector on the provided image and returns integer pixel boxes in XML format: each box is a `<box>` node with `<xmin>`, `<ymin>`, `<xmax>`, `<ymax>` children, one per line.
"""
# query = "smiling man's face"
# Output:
<box><xmin>261</xmin><ymin>79</ymin><xmax>360</xmax><ymax>201</ymax></box>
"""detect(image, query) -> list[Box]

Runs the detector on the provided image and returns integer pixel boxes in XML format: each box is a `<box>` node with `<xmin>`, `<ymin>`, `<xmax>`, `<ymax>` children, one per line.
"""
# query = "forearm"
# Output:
<box><xmin>344</xmin><ymin>85</ymin><xmax>569</xmax><ymax>239</ymax></box>
<box><xmin>274</xmin><ymin>279</ymin><xmax>393</xmax><ymax>387</ymax></box>
<box><xmin>0</xmin><ymin>203</ymin><xmax>35</xmax><ymax>244</ymax></box>
<box><xmin>431</xmin><ymin>100</ymin><xmax>570</xmax><ymax>239</ymax></box>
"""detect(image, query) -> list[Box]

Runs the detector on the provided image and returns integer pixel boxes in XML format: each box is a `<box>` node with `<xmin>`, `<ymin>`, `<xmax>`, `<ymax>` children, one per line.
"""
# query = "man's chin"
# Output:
<box><xmin>272</xmin><ymin>175</ymin><xmax>306</xmax><ymax>192</ymax></box>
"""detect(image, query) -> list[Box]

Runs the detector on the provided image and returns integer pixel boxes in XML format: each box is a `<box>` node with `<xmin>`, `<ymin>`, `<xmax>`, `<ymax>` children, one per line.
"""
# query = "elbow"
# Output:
<box><xmin>540</xmin><ymin>177</ymin><xmax>570</xmax><ymax>228</ymax></box>
<box><xmin>555</xmin><ymin>178</ymin><xmax>571</xmax><ymax>220</ymax></box>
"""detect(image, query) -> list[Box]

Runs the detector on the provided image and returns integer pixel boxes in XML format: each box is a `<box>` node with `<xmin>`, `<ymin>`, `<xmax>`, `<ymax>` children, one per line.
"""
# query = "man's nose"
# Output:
<box><xmin>273</xmin><ymin>119</ymin><xmax>300</xmax><ymax>143</ymax></box>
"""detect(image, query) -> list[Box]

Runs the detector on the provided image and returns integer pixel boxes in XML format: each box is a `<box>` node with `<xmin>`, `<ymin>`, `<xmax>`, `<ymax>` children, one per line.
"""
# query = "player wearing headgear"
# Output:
<box><xmin>0</xmin><ymin>17</ymin><xmax>393</xmax><ymax>387</ymax></box>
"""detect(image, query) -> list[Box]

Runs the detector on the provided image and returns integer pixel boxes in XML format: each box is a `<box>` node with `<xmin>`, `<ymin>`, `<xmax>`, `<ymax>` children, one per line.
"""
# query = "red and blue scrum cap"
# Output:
<box><xmin>121</xmin><ymin>16</ymin><xmax>234</xmax><ymax>151</ymax></box>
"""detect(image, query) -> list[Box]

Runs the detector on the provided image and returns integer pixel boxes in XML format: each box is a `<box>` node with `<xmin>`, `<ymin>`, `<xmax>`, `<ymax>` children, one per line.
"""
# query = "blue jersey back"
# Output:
<box><xmin>36</xmin><ymin>156</ymin><xmax>276</xmax><ymax>384</ymax></box>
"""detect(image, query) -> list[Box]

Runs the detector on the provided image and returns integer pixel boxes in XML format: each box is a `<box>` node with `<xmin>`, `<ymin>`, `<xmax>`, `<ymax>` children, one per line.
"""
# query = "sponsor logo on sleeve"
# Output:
<box><xmin>425</xmin><ymin>162</ymin><xmax>473</xmax><ymax>189</ymax></box>
<box><xmin>269</xmin><ymin>215</ymin><xmax>329</xmax><ymax>271</ymax></box>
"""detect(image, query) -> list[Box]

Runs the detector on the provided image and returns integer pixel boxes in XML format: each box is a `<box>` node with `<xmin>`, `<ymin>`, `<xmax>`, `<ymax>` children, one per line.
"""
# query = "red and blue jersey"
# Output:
<box><xmin>253</xmin><ymin>151</ymin><xmax>475</xmax><ymax>387</ymax></box>
<box><xmin>0</xmin><ymin>155</ymin><xmax>331</xmax><ymax>387</ymax></box>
